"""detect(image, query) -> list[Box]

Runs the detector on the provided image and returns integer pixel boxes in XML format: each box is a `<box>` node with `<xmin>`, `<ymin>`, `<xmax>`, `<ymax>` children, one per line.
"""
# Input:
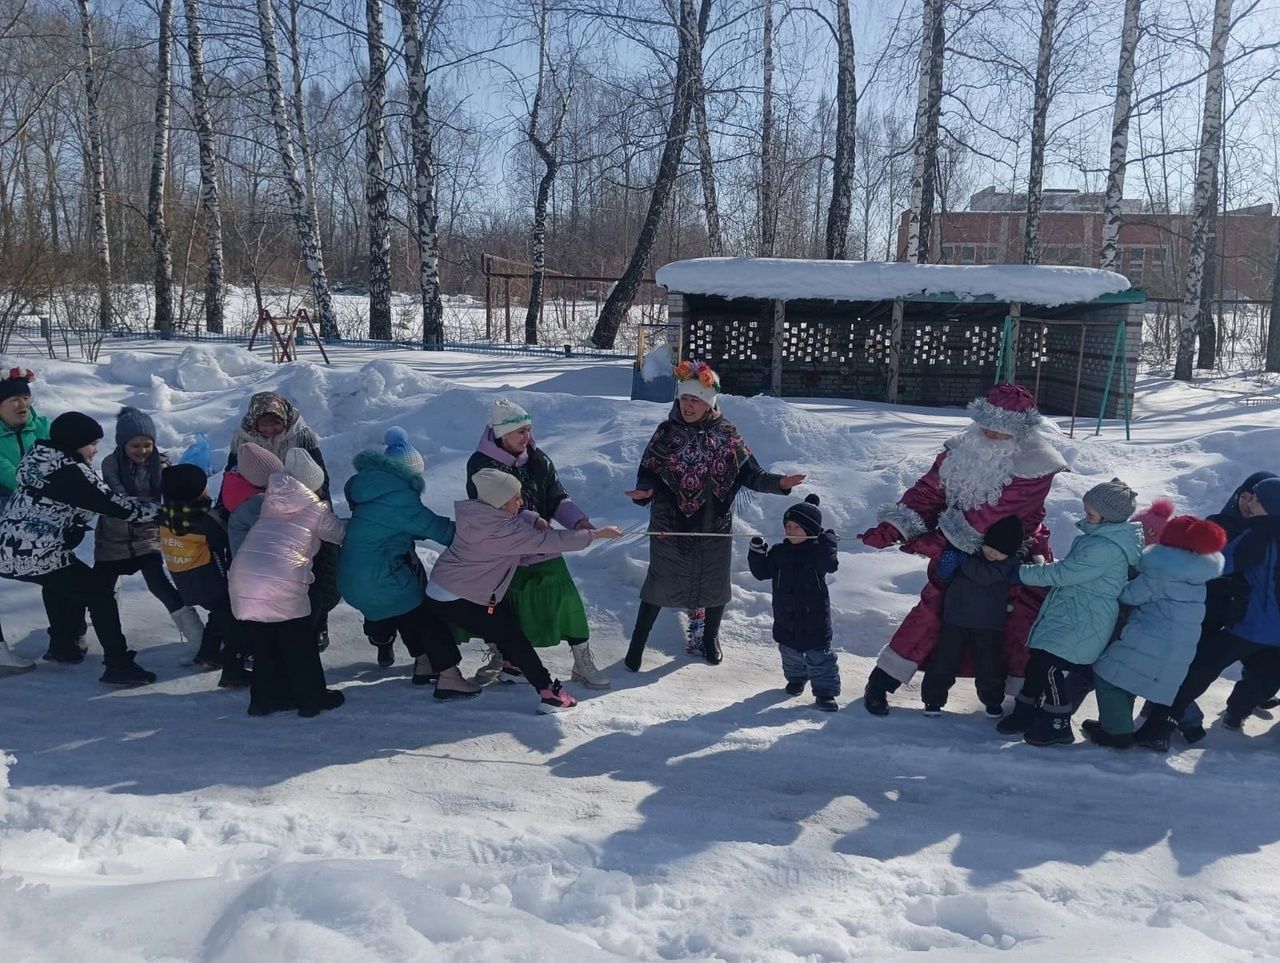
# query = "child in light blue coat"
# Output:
<box><xmin>997</xmin><ymin>479</ymin><xmax>1145</xmax><ymax>746</ymax></box>
<box><xmin>1084</xmin><ymin>515</ymin><xmax>1227</xmax><ymax>748</ymax></box>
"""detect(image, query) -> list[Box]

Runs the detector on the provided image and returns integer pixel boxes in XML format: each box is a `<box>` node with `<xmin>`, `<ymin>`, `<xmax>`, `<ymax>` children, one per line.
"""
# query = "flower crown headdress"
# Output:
<box><xmin>673</xmin><ymin>359</ymin><xmax>720</xmax><ymax>391</ymax></box>
<box><xmin>4</xmin><ymin>368</ymin><xmax>36</xmax><ymax>383</ymax></box>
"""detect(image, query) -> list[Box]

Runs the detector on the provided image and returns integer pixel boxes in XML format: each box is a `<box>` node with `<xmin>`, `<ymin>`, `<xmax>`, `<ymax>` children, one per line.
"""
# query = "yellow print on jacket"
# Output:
<box><xmin>159</xmin><ymin>528</ymin><xmax>210</xmax><ymax>574</ymax></box>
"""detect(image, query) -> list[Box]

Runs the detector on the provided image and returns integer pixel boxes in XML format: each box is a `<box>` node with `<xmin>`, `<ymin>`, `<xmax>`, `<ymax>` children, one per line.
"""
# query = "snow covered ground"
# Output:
<box><xmin>2</xmin><ymin>342</ymin><xmax>1280</xmax><ymax>961</ymax></box>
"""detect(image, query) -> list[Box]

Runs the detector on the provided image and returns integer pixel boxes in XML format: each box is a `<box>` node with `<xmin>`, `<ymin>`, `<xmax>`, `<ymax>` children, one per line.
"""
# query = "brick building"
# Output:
<box><xmin>896</xmin><ymin>188</ymin><xmax>1278</xmax><ymax>302</ymax></box>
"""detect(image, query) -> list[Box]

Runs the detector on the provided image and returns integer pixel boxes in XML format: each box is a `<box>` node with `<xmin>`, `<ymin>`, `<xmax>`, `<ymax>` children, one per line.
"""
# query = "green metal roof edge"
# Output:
<box><xmin>678</xmin><ymin>287</ymin><xmax>1148</xmax><ymax>305</ymax></box>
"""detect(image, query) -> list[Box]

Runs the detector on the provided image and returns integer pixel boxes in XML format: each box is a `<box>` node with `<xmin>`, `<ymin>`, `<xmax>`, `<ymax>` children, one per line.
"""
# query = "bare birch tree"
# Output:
<box><xmin>690</xmin><ymin>5</ymin><xmax>722</xmax><ymax>258</ymax></box>
<box><xmin>74</xmin><ymin>0</ymin><xmax>112</xmax><ymax>330</ymax></box>
<box><xmin>1022</xmin><ymin>0</ymin><xmax>1058</xmax><ymax>265</ymax></box>
<box><xmin>394</xmin><ymin>0</ymin><xmax>444</xmax><ymax>346</ymax></box>
<box><xmin>254</xmin><ymin>0</ymin><xmax>337</xmax><ymax>338</ymax></box>
<box><xmin>182</xmin><ymin>0</ymin><xmax>224</xmax><ymax>333</ymax></box>
<box><xmin>1099</xmin><ymin>0</ymin><xmax>1141</xmax><ymax>271</ymax></box>
<box><xmin>364</xmin><ymin>0</ymin><xmax>392</xmax><ymax>339</ymax></box>
<box><xmin>590</xmin><ymin>0</ymin><xmax>700</xmax><ymax>349</ymax></box>
<box><xmin>148</xmin><ymin>0</ymin><xmax>175</xmax><ymax>336</ymax></box>
<box><xmin>825</xmin><ymin>0</ymin><xmax>856</xmax><ymax>259</ymax></box>
<box><xmin>1268</xmin><ymin>221</ymin><xmax>1280</xmax><ymax>372</ymax></box>
<box><xmin>759</xmin><ymin>0</ymin><xmax>775</xmax><ymax>257</ymax></box>
<box><xmin>1174</xmin><ymin>0</ymin><xmax>1231</xmax><ymax>381</ymax></box>
<box><xmin>905</xmin><ymin>0</ymin><xmax>943</xmax><ymax>264</ymax></box>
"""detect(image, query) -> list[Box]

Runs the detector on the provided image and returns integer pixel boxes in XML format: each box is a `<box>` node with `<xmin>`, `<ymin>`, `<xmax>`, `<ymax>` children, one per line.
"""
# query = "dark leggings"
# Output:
<box><xmin>368</xmin><ymin>602</ymin><xmax>464</xmax><ymax>669</ymax></box>
<box><xmin>425</xmin><ymin>596</ymin><xmax>551</xmax><ymax>690</ymax></box>
<box><xmin>96</xmin><ymin>552</ymin><xmax>184</xmax><ymax>614</ymax></box>
<box><xmin>1019</xmin><ymin>648</ymin><xmax>1081</xmax><ymax>710</ymax></box>
<box><xmin>1170</xmin><ymin>631</ymin><xmax>1279</xmax><ymax>718</ymax></box>
<box><xmin>12</xmin><ymin>560</ymin><xmax>131</xmax><ymax>666</ymax></box>
<box><xmin>630</xmin><ymin>602</ymin><xmax>725</xmax><ymax>648</ymax></box>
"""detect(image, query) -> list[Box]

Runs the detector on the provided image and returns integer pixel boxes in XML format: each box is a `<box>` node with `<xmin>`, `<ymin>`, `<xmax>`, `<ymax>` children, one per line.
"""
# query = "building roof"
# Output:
<box><xmin>655</xmin><ymin>258</ymin><xmax>1139</xmax><ymax>307</ymax></box>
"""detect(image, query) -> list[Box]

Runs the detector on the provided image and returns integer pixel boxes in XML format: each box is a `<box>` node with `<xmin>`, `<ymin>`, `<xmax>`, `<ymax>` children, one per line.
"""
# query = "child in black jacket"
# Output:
<box><xmin>158</xmin><ymin>464</ymin><xmax>249</xmax><ymax>687</ymax></box>
<box><xmin>920</xmin><ymin>514</ymin><xmax>1025</xmax><ymax>717</ymax></box>
<box><xmin>748</xmin><ymin>494</ymin><xmax>841</xmax><ymax>711</ymax></box>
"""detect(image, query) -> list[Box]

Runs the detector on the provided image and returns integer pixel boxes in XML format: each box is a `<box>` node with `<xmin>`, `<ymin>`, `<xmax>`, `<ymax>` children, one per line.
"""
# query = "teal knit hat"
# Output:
<box><xmin>384</xmin><ymin>426</ymin><xmax>425</xmax><ymax>474</ymax></box>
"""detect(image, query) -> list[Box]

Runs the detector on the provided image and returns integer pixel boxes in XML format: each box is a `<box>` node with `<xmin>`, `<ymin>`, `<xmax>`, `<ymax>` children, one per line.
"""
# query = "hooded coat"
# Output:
<box><xmin>429</xmin><ymin>499</ymin><xmax>591</xmax><ymax>606</ymax></box>
<box><xmin>1093</xmin><ymin>544</ymin><xmax>1225</xmax><ymax>705</ymax></box>
<box><xmin>339</xmin><ymin>451</ymin><xmax>456</xmax><ymax>621</ymax></box>
<box><xmin>1020</xmin><ymin>519</ymin><xmax>1145</xmax><ymax>665</ymax></box>
<box><xmin>228</xmin><ymin>472</ymin><xmax>345</xmax><ymax>623</ymax></box>
<box><xmin>94</xmin><ymin>448</ymin><xmax>170</xmax><ymax>562</ymax></box>
<box><xmin>0</xmin><ymin>406</ymin><xmax>49</xmax><ymax>502</ymax></box>
<box><xmin>0</xmin><ymin>441</ymin><xmax>157</xmax><ymax>578</ymax></box>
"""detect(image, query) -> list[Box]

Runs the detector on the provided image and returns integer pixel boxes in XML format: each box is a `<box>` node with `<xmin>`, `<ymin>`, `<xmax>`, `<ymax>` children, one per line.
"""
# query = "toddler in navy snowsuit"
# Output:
<box><xmin>920</xmin><ymin>514</ymin><xmax>1025</xmax><ymax>716</ymax></box>
<box><xmin>748</xmin><ymin>494</ymin><xmax>841</xmax><ymax>711</ymax></box>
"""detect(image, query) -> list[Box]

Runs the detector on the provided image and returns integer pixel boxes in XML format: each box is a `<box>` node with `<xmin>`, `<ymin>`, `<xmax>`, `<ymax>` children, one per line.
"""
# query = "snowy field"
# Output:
<box><xmin>2</xmin><ymin>341</ymin><xmax>1280</xmax><ymax>961</ymax></box>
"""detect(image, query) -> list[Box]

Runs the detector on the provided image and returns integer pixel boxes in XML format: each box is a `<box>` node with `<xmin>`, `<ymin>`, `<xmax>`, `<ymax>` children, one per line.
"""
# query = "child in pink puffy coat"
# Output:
<box><xmin>229</xmin><ymin>449</ymin><xmax>346</xmax><ymax>717</ymax></box>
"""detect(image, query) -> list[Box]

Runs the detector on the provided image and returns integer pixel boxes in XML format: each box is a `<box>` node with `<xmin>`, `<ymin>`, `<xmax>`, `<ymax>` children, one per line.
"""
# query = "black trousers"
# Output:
<box><xmin>425</xmin><ymin>596</ymin><xmax>551</xmax><ymax>691</ymax></box>
<box><xmin>921</xmin><ymin>624</ymin><xmax>1006</xmax><ymax>708</ymax></box>
<box><xmin>96</xmin><ymin>552</ymin><xmax>184</xmax><ymax>613</ymax></box>
<box><xmin>366</xmin><ymin>602</ymin><xmax>463</xmax><ymax>669</ymax></box>
<box><xmin>244</xmin><ymin>616</ymin><xmax>329</xmax><ymax>713</ymax></box>
<box><xmin>11</xmin><ymin>560</ymin><xmax>131</xmax><ymax>666</ymax></box>
<box><xmin>1171</xmin><ymin>630</ymin><xmax>1280</xmax><ymax>718</ymax></box>
<box><xmin>1019</xmin><ymin>648</ymin><xmax>1080</xmax><ymax>710</ymax></box>
<box><xmin>202</xmin><ymin>602</ymin><xmax>242</xmax><ymax>662</ymax></box>
<box><xmin>630</xmin><ymin>602</ymin><xmax>725</xmax><ymax>647</ymax></box>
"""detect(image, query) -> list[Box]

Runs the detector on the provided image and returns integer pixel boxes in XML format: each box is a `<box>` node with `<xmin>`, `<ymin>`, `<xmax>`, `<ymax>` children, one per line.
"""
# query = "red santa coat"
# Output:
<box><xmin>874</xmin><ymin>432</ymin><xmax>1068</xmax><ymax>684</ymax></box>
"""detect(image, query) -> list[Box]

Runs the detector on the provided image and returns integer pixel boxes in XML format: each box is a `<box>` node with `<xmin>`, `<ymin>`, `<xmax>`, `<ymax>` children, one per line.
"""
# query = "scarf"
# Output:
<box><xmin>230</xmin><ymin>393</ymin><xmax>316</xmax><ymax>462</ymax></box>
<box><xmin>114</xmin><ymin>449</ymin><xmax>164</xmax><ymax>500</ymax></box>
<box><xmin>160</xmin><ymin>496</ymin><xmax>212</xmax><ymax>536</ymax></box>
<box><xmin>640</xmin><ymin>404</ymin><xmax>751</xmax><ymax>517</ymax></box>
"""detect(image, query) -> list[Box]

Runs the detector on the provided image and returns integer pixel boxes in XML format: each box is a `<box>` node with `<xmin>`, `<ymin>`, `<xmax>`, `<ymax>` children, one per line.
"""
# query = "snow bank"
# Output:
<box><xmin>656</xmin><ymin>257</ymin><xmax>1133</xmax><ymax>307</ymax></box>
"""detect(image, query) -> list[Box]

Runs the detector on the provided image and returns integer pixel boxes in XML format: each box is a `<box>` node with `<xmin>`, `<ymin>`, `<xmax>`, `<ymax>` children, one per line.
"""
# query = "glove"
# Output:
<box><xmin>857</xmin><ymin>522</ymin><xmax>900</xmax><ymax>550</ymax></box>
<box><xmin>750</xmin><ymin>536</ymin><xmax>767</xmax><ymax>552</ymax></box>
<box><xmin>936</xmin><ymin>548</ymin><xmax>964</xmax><ymax>581</ymax></box>
<box><xmin>819</xmin><ymin>529</ymin><xmax>839</xmax><ymax>546</ymax></box>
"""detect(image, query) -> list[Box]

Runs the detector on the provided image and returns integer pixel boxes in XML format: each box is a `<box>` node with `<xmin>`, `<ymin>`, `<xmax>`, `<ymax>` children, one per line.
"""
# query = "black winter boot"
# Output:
<box><xmin>1134</xmin><ymin>715</ymin><xmax>1176</xmax><ymax>752</ymax></box>
<box><xmin>785</xmin><ymin>680</ymin><xmax>807</xmax><ymax>696</ymax></box>
<box><xmin>100</xmin><ymin>652</ymin><xmax>157</xmax><ymax>687</ymax></box>
<box><xmin>996</xmin><ymin>696</ymin><xmax>1039</xmax><ymax>735</ymax></box>
<box><xmin>1082</xmin><ymin>719</ymin><xmax>1133</xmax><ymax>749</ymax></box>
<box><xmin>862</xmin><ymin>667</ymin><xmax>896</xmax><ymax>716</ymax></box>
<box><xmin>1024</xmin><ymin>709</ymin><xmax>1074</xmax><ymax>746</ymax></box>
<box><xmin>298</xmin><ymin>689</ymin><xmax>345</xmax><ymax>718</ymax></box>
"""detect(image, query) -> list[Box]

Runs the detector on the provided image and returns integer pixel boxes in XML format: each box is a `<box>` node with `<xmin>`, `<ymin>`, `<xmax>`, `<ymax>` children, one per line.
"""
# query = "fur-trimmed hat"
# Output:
<box><xmin>161</xmin><ymin>463</ymin><xmax>208</xmax><ymax>503</ymax></box>
<box><xmin>1159</xmin><ymin>515</ymin><xmax>1227</xmax><ymax>555</ymax></box>
<box><xmin>0</xmin><ymin>367</ymin><xmax>35</xmax><ymax>404</ymax></box>
<box><xmin>236</xmin><ymin>442</ymin><xmax>283</xmax><ymax>488</ymax></box>
<box><xmin>471</xmin><ymin>467</ymin><xmax>523</xmax><ymax>508</ymax></box>
<box><xmin>491</xmin><ymin>399</ymin><xmax>531</xmax><ymax>440</ymax></box>
<box><xmin>284</xmin><ymin>448</ymin><xmax>325</xmax><ymax>493</ymax></box>
<box><xmin>1083</xmin><ymin>478</ymin><xmax>1139</xmax><ymax>524</ymax></box>
<box><xmin>49</xmin><ymin>411</ymin><xmax>103</xmax><ymax>455</ymax></box>
<box><xmin>968</xmin><ymin>384</ymin><xmax>1041</xmax><ymax>435</ymax></box>
<box><xmin>1133</xmin><ymin>499</ymin><xmax>1175</xmax><ymax>546</ymax></box>
<box><xmin>983</xmin><ymin>514</ymin><xmax>1025</xmax><ymax>557</ymax></box>
<box><xmin>784</xmin><ymin>493</ymin><xmax>823</xmax><ymax>537</ymax></box>
<box><xmin>674</xmin><ymin>359</ymin><xmax>721</xmax><ymax>408</ymax></box>
<box><xmin>383</xmin><ymin>426</ymin><xmax>425</xmax><ymax>474</ymax></box>
<box><xmin>115</xmin><ymin>406</ymin><xmax>156</xmax><ymax>448</ymax></box>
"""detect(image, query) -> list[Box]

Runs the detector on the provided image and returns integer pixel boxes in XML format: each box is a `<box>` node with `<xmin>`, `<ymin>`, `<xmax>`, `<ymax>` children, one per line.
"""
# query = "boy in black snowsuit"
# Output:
<box><xmin>158</xmin><ymin>464</ymin><xmax>249</xmax><ymax>687</ymax></box>
<box><xmin>748</xmin><ymin>494</ymin><xmax>842</xmax><ymax>711</ymax></box>
<box><xmin>920</xmin><ymin>514</ymin><xmax>1025</xmax><ymax>717</ymax></box>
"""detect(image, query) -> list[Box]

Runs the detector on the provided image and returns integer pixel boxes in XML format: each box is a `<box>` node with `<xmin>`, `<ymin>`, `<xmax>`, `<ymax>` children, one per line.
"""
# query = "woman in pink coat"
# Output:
<box><xmin>426</xmin><ymin>468</ymin><xmax>623</xmax><ymax>714</ymax></box>
<box><xmin>230</xmin><ymin>449</ymin><xmax>346</xmax><ymax>718</ymax></box>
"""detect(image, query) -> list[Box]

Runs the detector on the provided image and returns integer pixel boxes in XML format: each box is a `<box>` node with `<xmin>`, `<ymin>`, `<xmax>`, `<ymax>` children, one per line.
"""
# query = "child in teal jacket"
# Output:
<box><xmin>997</xmin><ymin>479</ymin><xmax>1145</xmax><ymax>745</ymax></box>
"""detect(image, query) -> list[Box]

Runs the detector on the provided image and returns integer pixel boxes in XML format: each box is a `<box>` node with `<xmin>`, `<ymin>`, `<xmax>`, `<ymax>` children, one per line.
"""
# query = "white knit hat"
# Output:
<box><xmin>490</xmin><ymin>398</ymin><xmax>531</xmax><ymax>439</ymax></box>
<box><xmin>471</xmin><ymin>468</ymin><xmax>523</xmax><ymax>508</ymax></box>
<box><xmin>284</xmin><ymin>448</ymin><xmax>326</xmax><ymax>493</ymax></box>
<box><xmin>673</xmin><ymin>360</ymin><xmax>721</xmax><ymax>408</ymax></box>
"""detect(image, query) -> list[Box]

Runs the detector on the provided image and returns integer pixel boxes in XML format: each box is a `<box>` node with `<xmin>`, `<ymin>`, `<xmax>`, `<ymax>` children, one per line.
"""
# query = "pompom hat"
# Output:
<box><xmin>784</xmin><ymin>493</ymin><xmax>823</xmax><ymax>537</ymax></box>
<box><xmin>115</xmin><ymin>406</ymin><xmax>157</xmax><ymax>448</ymax></box>
<box><xmin>674</xmin><ymin>360</ymin><xmax>721</xmax><ymax>408</ymax></box>
<box><xmin>236</xmin><ymin>442</ymin><xmax>283</xmax><ymax>488</ymax></box>
<box><xmin>968</xmin><ymin>383</ymin><xmax>1041</xmax><ymax>436</ymax></box>
<box><xmin>0</xmin><ymin>368</ymin><xmax>35</xmax><ymax>404</ymax></box>
<box><xmin>1133</xmin><ymin>499</ymin><xmax>1175</xmax><ymax>546</ymax></box>
<box><xmin>383</xmin><ymin>426</ymin><xmax>425</xmax><ymax>474</ymax></box>
<box><xmin>1159</xmin><ymin>515</ymin><xmax>1227</xmax><ymax>555</ymax></box>
<box><xmin>1083</xmin><ymin>477</ymin><xmax>1139</xmax><ymax>524</ymax></box>
<box><xmin>491</xmin><ymin>399</ymin><xmax>531</xmax><ymax>440</ymax></box>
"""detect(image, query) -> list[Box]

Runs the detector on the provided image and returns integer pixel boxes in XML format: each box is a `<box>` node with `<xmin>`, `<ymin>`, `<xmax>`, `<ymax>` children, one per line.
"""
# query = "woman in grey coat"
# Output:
<box><xmin>624</xmin><ymin>361</ymin><xmax>804</xmax><ymax>670</ymax></box>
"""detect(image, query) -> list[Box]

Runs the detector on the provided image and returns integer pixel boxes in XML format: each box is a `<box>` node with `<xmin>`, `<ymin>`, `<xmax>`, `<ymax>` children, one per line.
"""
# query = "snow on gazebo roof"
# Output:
<box><xmin>654</xmin><ymin>257</ymin><xmax>1137</xmax><ymax>308</ymax></box>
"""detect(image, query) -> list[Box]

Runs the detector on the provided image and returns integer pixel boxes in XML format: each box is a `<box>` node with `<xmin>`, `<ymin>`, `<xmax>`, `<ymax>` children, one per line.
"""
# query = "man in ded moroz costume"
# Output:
<box><xmin>857</xmin><ymin>384</ymin><xmax>1069</xmax><ymax>714</ymax></box>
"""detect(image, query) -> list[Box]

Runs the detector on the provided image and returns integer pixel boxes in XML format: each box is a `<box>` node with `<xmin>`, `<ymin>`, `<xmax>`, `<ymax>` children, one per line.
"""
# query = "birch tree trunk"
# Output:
<box><xmin>394</xmin><ymin>0</ymin><xmax>444</xmax><ymax>346</ymax></box>
<box><xmin>1174</xmin><ymin>0</ymin><xmax>1231</xmax><ymax>381</ymax></box>
<box><xmin>690</xmin><ymin>46</ymin><xmax>722</xmax><ymax>256</ymax></box>
<box><xmin>254</xmin><ymin>0</ymin><xmax>337</xmax><ymax>339</ymax></box>
<box><xmin>905</xmin><ymin>0</ymin><xmax>943</xmax><ymax>264</ymax></box>
<box><xmin>148</xmin><ymin>0</ymin><xmax>175</xmax><ymax>336</ymax></box>
<box><xmin>1022</xmin><ymin>0</ymin><xmax>1058</xmax><ymax>265</ymax></box>
<box><xmin>364</xmin><ymin>0</ymin><xmax>392</xmax><ymax>339</ymax></box>
<box><xmin>758</xmin><ymin>0</ymin><xmax>775</xmax><ymax>256</ymax></box>
<box><xmin>1099</xmin><ymin>0</ymin><xmax>1141</xmax><ymax>271</ymax></box>
<box><xmin>824</xmin><ymin>0</ymin><xmax>855</xmax><ymax>259</ymax></box>
<box><xmin>590</xmin><ymin>0</ymin><xmax>700</xmax><ymax>349</ymax></box>
<box><xmin>182</xmin><ymin>0</ymin><xmax>225</xmax><ymax>333</ymax></box>
<box><xmin>75</xmin><ymin>0</ymin><xmax>112</xmax><ymax>331</ymax></box>
<box><xmin>1197</xmin><ymin>163</ymin><xmax>1220</xmax><ymax>368</ymax></box>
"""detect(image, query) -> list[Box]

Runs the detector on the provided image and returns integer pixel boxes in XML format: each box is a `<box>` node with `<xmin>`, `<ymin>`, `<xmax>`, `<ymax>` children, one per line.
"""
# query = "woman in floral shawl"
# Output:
<box><xmin>624</xmin><ymin>361</ymin><xmax>804</xmax><ymax>670</ymax></box>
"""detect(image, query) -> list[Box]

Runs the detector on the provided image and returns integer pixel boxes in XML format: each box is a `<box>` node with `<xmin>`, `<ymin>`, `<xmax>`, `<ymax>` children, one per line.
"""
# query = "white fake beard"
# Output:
<box><xmin>938</xmin><ymin>424</ymin><xmax>1018</xmax><ymax>511</ymax></box>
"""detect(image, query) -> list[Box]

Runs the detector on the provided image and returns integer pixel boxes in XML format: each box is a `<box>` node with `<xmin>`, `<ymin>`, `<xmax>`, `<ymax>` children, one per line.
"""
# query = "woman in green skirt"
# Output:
<box><xmin>463</xmin><ymin>398</ymin><xmax>608</xmax><ymax>688</ymax></box>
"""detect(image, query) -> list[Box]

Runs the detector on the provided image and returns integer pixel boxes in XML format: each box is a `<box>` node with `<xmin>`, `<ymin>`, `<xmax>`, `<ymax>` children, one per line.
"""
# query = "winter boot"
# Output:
<box><xmin>996</xmin><ymin>695</ymin><xmax>1039</xmax><ymax>735</ymax></box>
<box><xmin>412</xmin><ymin>654</ymin><xmax>438</xmax><ymax>686</ymax></box>
<box><xmin>1261</xmin><ymin>697</ymin><xmax>1280</xmax><ymax>711</ymax></box>
<box><xmin>433</xmin><ymin>665</ymin><xmax>482</xmax><ymax>701</ymax></box>
<box><xmin>43</xmin><ymin>641</ymin><xmax>85</xmax><ymax>665</ymax></box>
<box><xmin>217</xmin><ymin>656</ymin><xmax>253</xmax><ymax>689</ymax></box>
<box><xmin>298</xmin><ymin>689</ymin><xmax>345</xmax><ymax>718</ymax></box>
<box><xmin>685</xmin><ymin>608</ymin><xmax>705</xmax><ymax>656</ymax></box>
<box><xmin>785</xmin><ymin>680</ymin><xmax>807</xmax><ymax>696</ymax></box>
<box><xmin>624</xmin><ymin>638</ymin><xmax>647</xmax><ymax>673</ymax></box>
<box><xmin>984</xmin><ymin>704</ymin><xmax>1005</xmax><ymax>718</ymax></box>
<box><xmin>376</xmin><ymin>643</ymin><xmax>395</xmax><ymax>668</ymax></box>
<box><xmin>170</xmin><ymin>606</ymin><xmax>205</xmax><ymax>650</ymax></box>
<box><xmin>815</xmin><ymin>695</ymin><xmax>839</xmax><ymax>712</ymax></box>
<box><xmin>923</xmin><ymin>704</ymin><xmax>943</xmax><ymax>717</ymax></box>
<box><xmin>570</xmin><ymin>641</ymin><xmax>610</xmax><ymax>689</ymax></box>
<box><xmin>193</xmin><ymin>631</ymin><xmax>223</xmax><ymax>671</ymax></box>
<box><xmin>100</xmin><ymin>652</ymin><xmax>157</xmax><ymax>687</ymax></box>
<box><xmin>1220</xmin><ymin>710</ymin><xmax>1245</xmax><ymax>731</ymax></box>
<box><xmin>1133</xmin><ymin>715</ymin><xmax>1176</xmax><ymax>752</ymax></box>
<box><xmin>1023</xmin><ymin>709</ymin><xmax>1075</xmax><ymax>747</ymax></box>
<box><xmin>862</xmin><ymin>667</ymin><xmax>896</xmax><ymax>716</ymax></box>
<box><xmin>1179</xmin><ymin>724</ymin><xmax>1207</xmax><ymax>745</ymax></box>
<box><xmin>537</xmin><ymin>679</ymin><xmax>578</xmax><ymax>714</ymax></box>
<box><xmin>0</xmin><ymin>635</ymin><xmax>36</xmax><ymax>677</ymax></box>
<box><xmin>1082</xmin><ymin>719</ymin><xmax>1133</xmax><ymax>749</ymax></box>
<box><xmin>472</xmin><ymin>643</ymin><xmax>506</xmax><ymax>685</ymax></box>
<box><xmin>702</xmin><ymin>631</ymin><xmax>723</xmax><ymax>665</ymax></box>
